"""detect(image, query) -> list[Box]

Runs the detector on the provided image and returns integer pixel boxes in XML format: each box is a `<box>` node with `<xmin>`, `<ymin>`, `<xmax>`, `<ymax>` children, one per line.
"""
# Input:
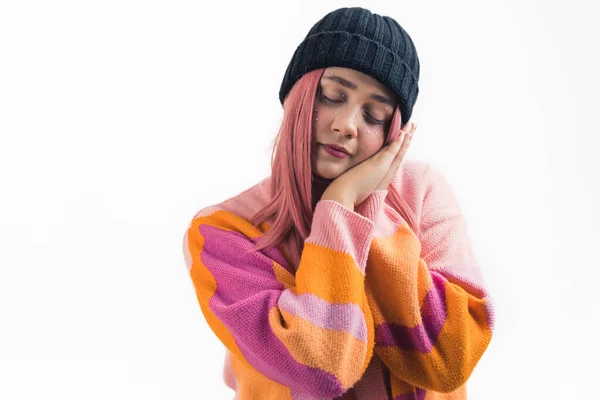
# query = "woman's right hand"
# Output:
<box><xmin>321</xmin><ymin>122</ymin><xmax>416</xmax><ymax>209</ymax></box>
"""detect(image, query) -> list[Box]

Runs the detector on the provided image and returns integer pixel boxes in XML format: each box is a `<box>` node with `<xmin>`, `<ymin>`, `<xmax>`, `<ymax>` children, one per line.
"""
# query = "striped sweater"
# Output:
<box><xmin>183</xmin><ymin>159</ymin><xmax>494</xmax><ymax>400</ymax></box>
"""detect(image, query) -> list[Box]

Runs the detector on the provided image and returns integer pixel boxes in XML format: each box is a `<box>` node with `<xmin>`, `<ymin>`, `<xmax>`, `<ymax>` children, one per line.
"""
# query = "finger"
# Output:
<box><xmin>388</xmin><ymin>130</ymin><xmax>407</xmax><ymax>152</ymax></box>
<box><xmin>378</xmin><ymin>130</ymin><xmax>406</xmax><ymax>163</ymax></box>
<box><xmin>403</xmin><ymin>122</ymin><xmax>416</xmax><ymax>135</ymax></box>
<box><xmin>375</xmin><ymin>122</ymin><xmax>416</xmax><ymax>184</ymax></box>
<box><xmin>369</xmin><ymin>130</ymin><xmax>406</xmax><ymax>179</ymax></box>
<box><xmin>388</xmin><ymin>127</ymin><xmax>414</xmax><ymax>171</ymax></box>
<box><xmin>397</xmin><ymin>122</ymin><xmax>416</xmax><ymax>153</ymax></box>
<box><xmin>410</xmin><ymin>122</ymin><xmax>417</xmax><ymax>136</ymax></box>
<box><xmin>398</xmin><ymin>127</ymin><xmax>414</xmax><ymax>157</ymax></box>
<box><xmin>373</xmin><ymin>132</ymin><xmax>406</xmax><ymax>189</ymax></box>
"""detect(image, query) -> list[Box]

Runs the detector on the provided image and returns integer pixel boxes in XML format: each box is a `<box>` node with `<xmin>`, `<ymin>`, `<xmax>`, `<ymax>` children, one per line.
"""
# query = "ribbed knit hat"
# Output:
<box><xmin>279</xmin><ymin>7</ymin><xmax>420</xmax><ymax>127</ymax></box>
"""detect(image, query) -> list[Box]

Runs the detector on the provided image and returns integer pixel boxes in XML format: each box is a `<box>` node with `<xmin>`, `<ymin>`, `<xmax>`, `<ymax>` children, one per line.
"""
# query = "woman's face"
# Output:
<box><xmin>311</xmin><ymin>67</ymin><xmax>398</xmax><ymax>179</ymax></box>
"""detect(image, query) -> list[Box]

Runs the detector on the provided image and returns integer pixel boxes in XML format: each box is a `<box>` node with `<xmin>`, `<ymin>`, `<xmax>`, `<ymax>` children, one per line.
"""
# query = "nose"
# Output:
<box><xmin>331</xmin><ymin>109</ymin><xmax>358</xmax><ymax>138</ymax></box>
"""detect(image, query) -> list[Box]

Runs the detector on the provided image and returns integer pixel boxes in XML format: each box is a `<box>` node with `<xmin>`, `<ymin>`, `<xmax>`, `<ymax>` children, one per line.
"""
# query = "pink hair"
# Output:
<box><xmin>250</xmin><ymin>68</ymin><xmax>418</xmax><ymax>267</ymax></box>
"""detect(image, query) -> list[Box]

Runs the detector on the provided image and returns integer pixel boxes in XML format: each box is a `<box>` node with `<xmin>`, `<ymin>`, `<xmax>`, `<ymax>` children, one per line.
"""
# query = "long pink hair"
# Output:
<box><xmin>250</xmin><ymin>67</ymin><xmax>418</xmax><ymax>267</ymax></box>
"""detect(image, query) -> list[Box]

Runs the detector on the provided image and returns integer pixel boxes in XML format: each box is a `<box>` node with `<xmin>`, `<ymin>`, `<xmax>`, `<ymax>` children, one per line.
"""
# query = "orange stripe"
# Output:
<box><xmin>294</xmin><ymin>241</ymin><xmax>366</xmax><ymax>305</ymax></box>
<box><xmin>423</xmin><ymin>384</ymin><xmax>466</xmax><ymax>399</ymax></box>
<box><xmin>390</xmin><ymin>377</ymin><xmax>418</xmax><ymax>397</ymax></box>
<box><xmin>229</xmin><ymin>352</ymin><xmax>293</xmax><ymax>400</ymax></box>
<box><xmin>367</xmin><ymin>226</ymin><xmax>431</xmax><ymax>327</ymax></box>
<box><xmin>376</xmin><ymin>283</ymin><xmax>492</xmax><ymax>392</ymax></box>
<box><xmin>272</xmin><ymin>261</ymin><xmax>295</xmax><ymax>289</ymax></box>
<box><xmin>270</xmin><ymin>307</ymin><xmax>373</xmax><ymax>390</ymax></box>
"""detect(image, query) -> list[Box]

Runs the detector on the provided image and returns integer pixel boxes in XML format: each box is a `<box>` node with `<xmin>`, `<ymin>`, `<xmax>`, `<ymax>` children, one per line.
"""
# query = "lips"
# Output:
<box><xmin>322</xmin><ymin>144</ymin><xmax>349</xmax><ymax>155</ymax></box>
<box><xmin>321</xmin><ymin>144</ymin><xmax>349</xmax><ymax>158</ymax></box>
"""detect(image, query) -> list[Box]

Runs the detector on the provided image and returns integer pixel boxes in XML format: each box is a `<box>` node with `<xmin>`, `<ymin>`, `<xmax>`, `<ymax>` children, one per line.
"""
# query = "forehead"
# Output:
<box><xmin>322</xmin><ymin>67</ymin><xmax>395</xmax><ymax>99</ymax></box>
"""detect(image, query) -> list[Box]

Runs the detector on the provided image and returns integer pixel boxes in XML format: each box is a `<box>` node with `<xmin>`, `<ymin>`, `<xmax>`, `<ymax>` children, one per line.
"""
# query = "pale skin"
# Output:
<box><xmin>312</xmin><ymin>67</ymin><xmax>417</xmax><ymax>211</ymax></box>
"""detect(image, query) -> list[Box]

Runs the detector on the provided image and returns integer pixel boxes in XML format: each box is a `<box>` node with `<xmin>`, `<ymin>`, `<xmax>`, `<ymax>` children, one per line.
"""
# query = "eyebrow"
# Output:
<box><xmin>324</xmin><ymin>75</ymin><xmax>395</xmax><ymax>107</ymax></box>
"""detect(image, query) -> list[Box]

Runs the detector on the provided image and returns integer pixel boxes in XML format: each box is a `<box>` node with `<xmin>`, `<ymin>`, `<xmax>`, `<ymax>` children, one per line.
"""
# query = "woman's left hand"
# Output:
<box><xmin>374</xmin><ymin>121</ymin><xmax>417</xmax><ymax>191</ymax></box>
<box><xmin>321</xmin><ymin>121</ymin><xmax>417</xmax><ymax>209</ymax></box>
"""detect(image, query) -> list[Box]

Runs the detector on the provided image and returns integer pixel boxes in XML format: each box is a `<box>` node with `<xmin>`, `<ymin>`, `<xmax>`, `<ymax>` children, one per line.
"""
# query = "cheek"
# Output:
<box><xmin>312</xmin><ymin>109</ymin><xmax>330</xmax><ymax>140</ymax></box>
<box><xmin>357</xmin><ymin>128</ymin><xmax>385</xmax><ymax>157</ymax></box>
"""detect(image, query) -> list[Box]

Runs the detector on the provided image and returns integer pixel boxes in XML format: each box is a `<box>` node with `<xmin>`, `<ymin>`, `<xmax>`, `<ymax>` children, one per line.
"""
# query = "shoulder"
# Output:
<box><xmin>388</xmin><ymin>158</ymin><xmax>459</xmax><ymax>223</ymax></box>
<box><xmin>185</xmin><ymin>176</ymin><xmax>273</xmax><ymax>238</ymax></box>
<box><xmin>391</xmin><ymin>158</ymin><xmax>448</xmax><ymax>202</ymax></box>
<box><xmin>183</xmin><ymin>176</ymin><xmax>291</xmax><ymax>275</ymax></box>
<box><xmin>191</xmin><ymin>176</ymin><xmax>272</xmax><ymax>221</ymax></box>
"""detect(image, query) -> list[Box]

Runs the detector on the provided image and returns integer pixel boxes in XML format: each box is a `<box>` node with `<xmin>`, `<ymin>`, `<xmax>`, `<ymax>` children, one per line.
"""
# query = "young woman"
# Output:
<box><xmin>183</xmin><ymin>7</ymin><xmax>494</xmax><ymax>400</ymax></box>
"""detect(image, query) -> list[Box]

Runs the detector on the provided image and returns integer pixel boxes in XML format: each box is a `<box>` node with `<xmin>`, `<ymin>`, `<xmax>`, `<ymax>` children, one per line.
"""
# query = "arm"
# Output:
<box><xmin>356</xmin><ymin>165</ymin><xmax>494</xmax><ymax>393</ymax></box>
<box><xmin>183</xmin><ymin>200</ymin><xmax>376</xmax><ymax>398</ymax></box>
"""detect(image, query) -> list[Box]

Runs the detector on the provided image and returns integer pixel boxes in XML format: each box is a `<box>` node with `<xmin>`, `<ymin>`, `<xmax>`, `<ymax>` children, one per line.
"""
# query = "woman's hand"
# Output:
<box><xmin>321</xmin><ymin>122</ymin><xmax>416</xmax><ymax>209</ymax></box>
<box><xmin>374</xmin><ymin>122</ymin><xmax>417</xmax><ymax>191</ymax></box>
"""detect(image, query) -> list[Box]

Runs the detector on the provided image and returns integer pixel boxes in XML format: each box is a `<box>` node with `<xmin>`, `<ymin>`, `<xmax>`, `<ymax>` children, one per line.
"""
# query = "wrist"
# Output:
<box><xmin>321</xmin><ymin>188</ymin><xmax>355</xmax><ymax>211</ymax></box>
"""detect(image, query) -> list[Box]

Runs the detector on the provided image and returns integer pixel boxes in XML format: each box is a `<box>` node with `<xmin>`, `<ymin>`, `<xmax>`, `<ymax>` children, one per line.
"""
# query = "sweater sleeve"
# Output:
<box><xmin>359</xmin><ymin>165</ymin><xmax>494</xmax><ymax>394</ymax></box>
<box><xmin>183</xmin><ymin>200</ymin><xmax>376</xmax><ymax>398</ymax></box>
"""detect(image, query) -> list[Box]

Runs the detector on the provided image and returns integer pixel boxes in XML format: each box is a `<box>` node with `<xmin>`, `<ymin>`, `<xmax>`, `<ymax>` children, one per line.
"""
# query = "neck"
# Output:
<box><xmin>311</xmin><ymin>173</ymin><xmax>334</xmax><ymax>210</ymax></box>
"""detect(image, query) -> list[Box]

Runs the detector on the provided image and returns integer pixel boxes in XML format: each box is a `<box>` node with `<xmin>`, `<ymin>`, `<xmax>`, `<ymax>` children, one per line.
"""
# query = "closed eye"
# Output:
<box><xmin>365</xmin><ymin>114</ymin><xmax>384</xmax><ymax>126</ymax></box>
<box><xmin>319</xmin><ymin>91</ymin><xmax>385</xmax><ymax>126</ymax></box>
<box><xmin>321</xmin><ymin>94</ymin><xmax>342</xmax><ymax>104</ymax></box>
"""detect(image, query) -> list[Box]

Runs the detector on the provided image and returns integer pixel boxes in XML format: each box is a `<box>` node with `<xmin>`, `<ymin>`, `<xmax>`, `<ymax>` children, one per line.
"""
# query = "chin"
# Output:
<box><xmin>314</xmin><ymin>165</ymin><xmax>346</xmax><ymax>180</ymax></box>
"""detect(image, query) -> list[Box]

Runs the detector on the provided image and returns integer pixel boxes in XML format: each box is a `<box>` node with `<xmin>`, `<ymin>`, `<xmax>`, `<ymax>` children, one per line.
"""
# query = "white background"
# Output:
<box><xmin>1</xmin><ymin>0</ymin><xmax>598</xmax><ymax>399</ymax></box>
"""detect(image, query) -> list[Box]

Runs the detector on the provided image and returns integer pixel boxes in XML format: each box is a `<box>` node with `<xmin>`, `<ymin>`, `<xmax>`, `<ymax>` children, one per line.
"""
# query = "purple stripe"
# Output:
<box><xmin>375</xmin><ymin>273</ymin><xmax>447</xmax><ymax>352</ymax></box>
<box><xmin>250</xmin><ymin>232</ymin><xmax>296</xmax><ymax>275</ymax></box>
<box><xmin>393</xmin><ymin>387</ymin><xmax>426</xmax><ymax>400</ymax></box>
<box><xmin>199</xmin><ymin>225</ymin><xmax>288</xmax><ymax>300</ymax></box>
<box><xmin>199</xmin><ymin>224</ymin><xmax>346</xmax><ymax>397</ymax></box>
<box><xmin>279</xmin><ymin>291</ymin><xmax>368</xmax><ymax>342</ymax></box>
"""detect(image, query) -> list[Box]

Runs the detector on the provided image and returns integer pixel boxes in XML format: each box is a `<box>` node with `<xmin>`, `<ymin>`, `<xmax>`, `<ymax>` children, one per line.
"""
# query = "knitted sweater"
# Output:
<box><xmin>183</xmin><ymin>159</ymin><xmax>494</xmax><ymax>400</ymax></box>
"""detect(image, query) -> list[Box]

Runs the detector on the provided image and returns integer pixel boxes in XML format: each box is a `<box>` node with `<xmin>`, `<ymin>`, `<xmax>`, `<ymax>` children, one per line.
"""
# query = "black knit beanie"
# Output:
<box><xmin>279</xmin><ymin>7</ymin><xmax>420</xmax><ymax>127</ymax></box>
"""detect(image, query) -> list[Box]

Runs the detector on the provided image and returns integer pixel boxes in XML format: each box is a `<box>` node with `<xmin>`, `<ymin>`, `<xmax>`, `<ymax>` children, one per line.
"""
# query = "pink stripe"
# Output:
<box><xmin>354</xmin><ymin>189</ymin><xmax>388</xmax><ymax>222</ymax></box>
<box><xmin>307</xmin><ymin>200</ymin><xmax>374</xmax><ymax>274</ymax></box>
<box><xmin>222</xmin><ymin>351</ymin><xmax>238</xmax><ymax>392</ymax></box>
<box><xmin>279</xmin><ymin>291</ymin><xmax>368</xmax><ymax>342</ymax></box>
<box><xmin>183</xmin><ymin>230</ymin><xmax>193</xmax><ymax>273</ymax></box>
<box><xmin>434</xmin><ymin>264</ymin><xmax>487</xmax><ymax>298</ymax></box>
